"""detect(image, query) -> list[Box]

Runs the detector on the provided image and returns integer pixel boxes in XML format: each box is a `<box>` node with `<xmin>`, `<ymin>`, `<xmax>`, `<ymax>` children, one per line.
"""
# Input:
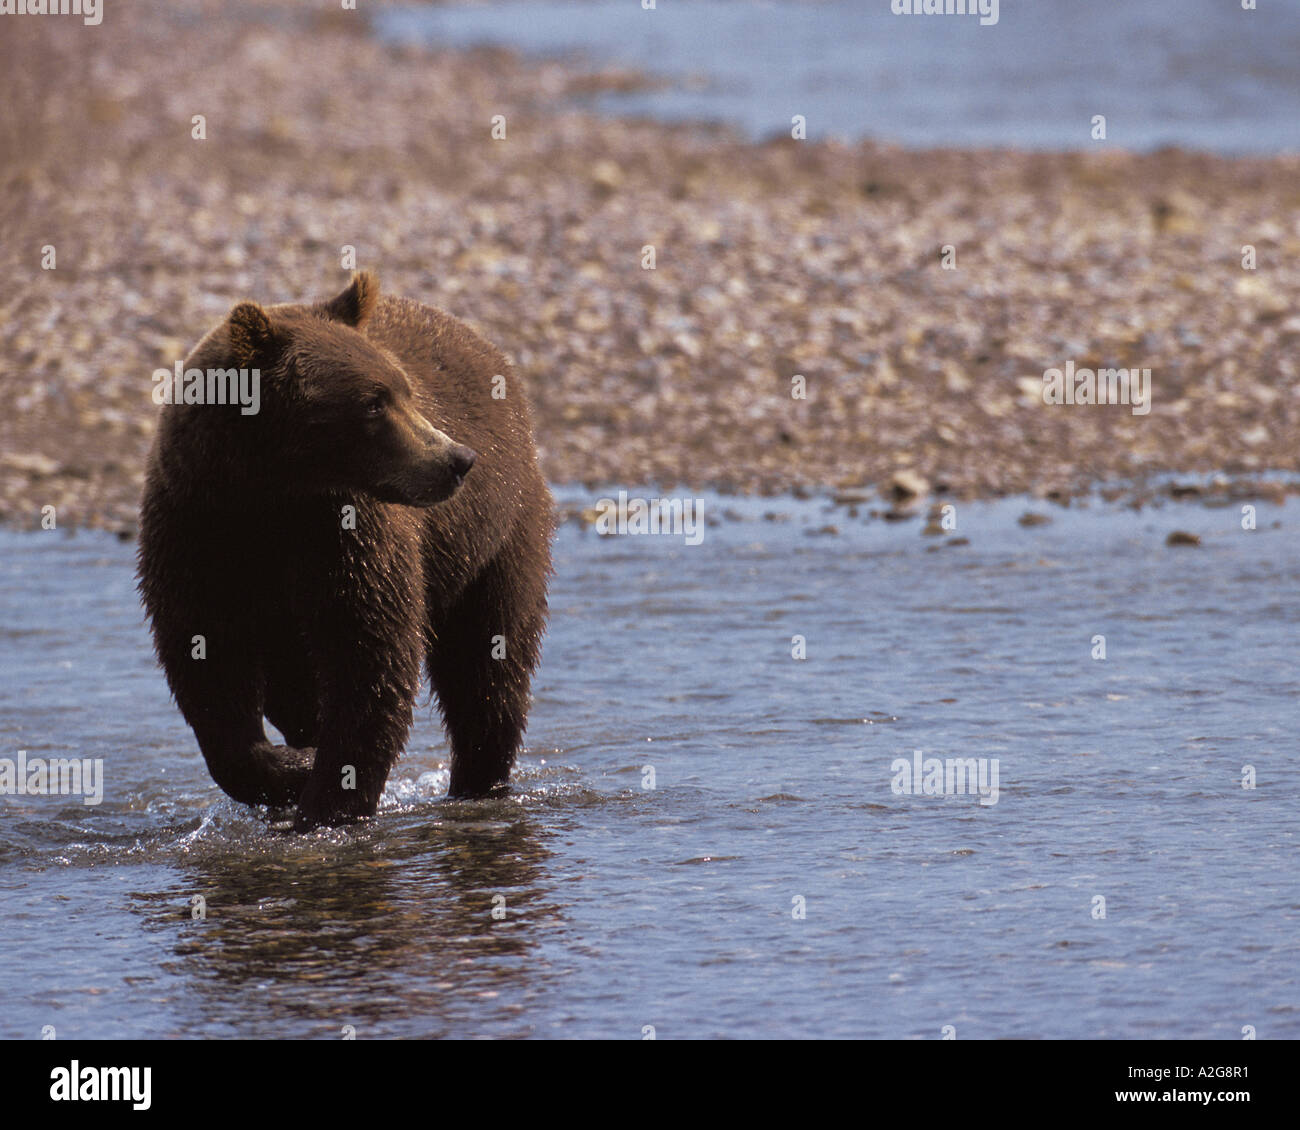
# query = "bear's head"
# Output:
<box><xmin>217</xmin><ymin>271</ymin><xmax>476</xmax><ymax>507</ymax></box>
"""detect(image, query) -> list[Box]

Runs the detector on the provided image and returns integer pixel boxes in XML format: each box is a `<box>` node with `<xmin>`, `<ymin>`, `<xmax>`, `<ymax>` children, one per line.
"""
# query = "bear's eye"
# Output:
<box><xmin>363</xmin><ymin>393</ymin><xmax>387</xmax><ymax>418</ymax></box>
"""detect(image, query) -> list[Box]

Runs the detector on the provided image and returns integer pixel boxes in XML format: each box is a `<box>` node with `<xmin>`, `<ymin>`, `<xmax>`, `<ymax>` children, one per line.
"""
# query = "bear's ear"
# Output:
<box><xmin>318</xmin><ymin>270</ymin><xmax>379</xmax><ymax>330</ymax></box>
<box><xmin>226</xmin><ymin>302</ymin><xmax>278</xmax><ymax>366</ymax></box>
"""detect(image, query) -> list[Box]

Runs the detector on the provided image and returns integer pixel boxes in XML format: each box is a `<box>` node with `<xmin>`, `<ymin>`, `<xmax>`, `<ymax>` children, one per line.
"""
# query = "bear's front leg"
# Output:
<box><xmin>293</xmin><ymin>683</ymin><xmax>415</xmax><ymax>830</ymax></box>
<box><xmin>163</xmin><ymin>631</ymin><xmax>316</xmax><ymax>807</ymax></box>
<box><xmin>146</xmin><ymin>604</ymin><xmax>316</xmax><ymax>808</ymax></box>
<box><xmin>167</xmin><ymin>653</ymin><xmax>316</xmax><ymax>809</ymax></box>
<box><xmin>292</xmin><ymin>525</ymin><xmax>426</xmax><ymax>831</ymax></box>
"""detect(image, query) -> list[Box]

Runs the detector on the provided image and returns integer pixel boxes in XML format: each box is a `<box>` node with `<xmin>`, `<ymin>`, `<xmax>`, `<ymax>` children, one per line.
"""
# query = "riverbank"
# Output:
<box><xmin>2</xmin><ymin>0</ymin><xmax>1298</xmax><ymax>533</ymax></box>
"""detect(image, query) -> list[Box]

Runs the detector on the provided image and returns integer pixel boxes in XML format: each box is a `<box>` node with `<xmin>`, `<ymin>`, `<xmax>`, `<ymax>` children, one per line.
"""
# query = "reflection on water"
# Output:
<box><xmin>1</xmin><ymin>485</ymin><xmax>1299</xmax><ymax>1037</ymax></box>
<box><xmin>143</xmin><ymin>806</ymin><xmax>565</xmax><ymax>1039</ymax></box>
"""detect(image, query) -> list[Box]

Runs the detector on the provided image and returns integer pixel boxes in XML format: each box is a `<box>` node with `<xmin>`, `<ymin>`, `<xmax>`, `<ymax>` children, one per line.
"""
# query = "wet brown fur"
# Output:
<box><xmin>137</xmin><ymin>272</ymin><xmax>553</xmax><ymax>829</ymax></box>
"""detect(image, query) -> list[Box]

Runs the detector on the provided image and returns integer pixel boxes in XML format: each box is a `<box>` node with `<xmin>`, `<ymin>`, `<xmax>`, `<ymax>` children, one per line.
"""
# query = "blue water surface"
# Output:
<box><xmin>374</xmin><ymin>0</ymin><xmax>1300</xmax><ymax>153</ymax></box>
<box><xmin>0</xmin><ymin>487</ymin><xmax>1297</xmax><ymax>1038</ymax></box>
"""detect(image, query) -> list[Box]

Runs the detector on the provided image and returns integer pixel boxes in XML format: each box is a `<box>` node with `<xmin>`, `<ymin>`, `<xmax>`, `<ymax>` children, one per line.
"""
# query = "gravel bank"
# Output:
<box><xmin>2</xmin><ymin>0</ymin><xmax>1298</xmax><ymax>533</ymax></box>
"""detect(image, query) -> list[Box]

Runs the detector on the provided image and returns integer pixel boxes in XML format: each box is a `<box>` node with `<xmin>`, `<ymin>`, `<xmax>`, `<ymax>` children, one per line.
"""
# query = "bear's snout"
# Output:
<box><xmin>447</xmin><ymin>444</ymin><xmax>476</xmax><ymax>484</ymax></box>
<box><xmin>396</xmin><ymin>435</ymin><xmax>476</xmax><ymax>507</ymax></box>
<box><xmin>376</xmin><ymin>405</ymin><xmax>478</xmax><ymax>506</ymax></box>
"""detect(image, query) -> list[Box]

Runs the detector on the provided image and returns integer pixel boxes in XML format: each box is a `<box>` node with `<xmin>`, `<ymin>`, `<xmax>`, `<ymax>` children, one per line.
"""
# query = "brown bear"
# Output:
<box><xmin>137</xmin><ymin>272</ymin><xmax>553</xmax><ymax>830</ymax></box>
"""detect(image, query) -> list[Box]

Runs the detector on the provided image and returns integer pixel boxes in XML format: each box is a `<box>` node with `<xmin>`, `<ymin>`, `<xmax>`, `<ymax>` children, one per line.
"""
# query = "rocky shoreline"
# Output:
<box><xmin>2</xmin><ymin>0</ymin><xmax>1298</xmax><ymax>534</ymax></box>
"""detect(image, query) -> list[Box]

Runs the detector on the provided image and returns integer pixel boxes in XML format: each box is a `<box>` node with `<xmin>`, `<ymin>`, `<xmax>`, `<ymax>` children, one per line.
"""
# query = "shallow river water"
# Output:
<box><xmin>375</xmin><ymin>0</ymin><xmax>1300</xmax><ymax>153</ymax></box>
<box><xmin>1</xmin><ymin>488</ymin><xmax>1297</xmax><ymax>1039</ymax></box>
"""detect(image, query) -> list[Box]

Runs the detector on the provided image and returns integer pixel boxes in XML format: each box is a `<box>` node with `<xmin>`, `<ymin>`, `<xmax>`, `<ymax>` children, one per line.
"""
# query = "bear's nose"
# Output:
<box><xmin>449</xmin><ymin>445</ymin><xmax>476</xmax><ymax>481</ymax></box>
